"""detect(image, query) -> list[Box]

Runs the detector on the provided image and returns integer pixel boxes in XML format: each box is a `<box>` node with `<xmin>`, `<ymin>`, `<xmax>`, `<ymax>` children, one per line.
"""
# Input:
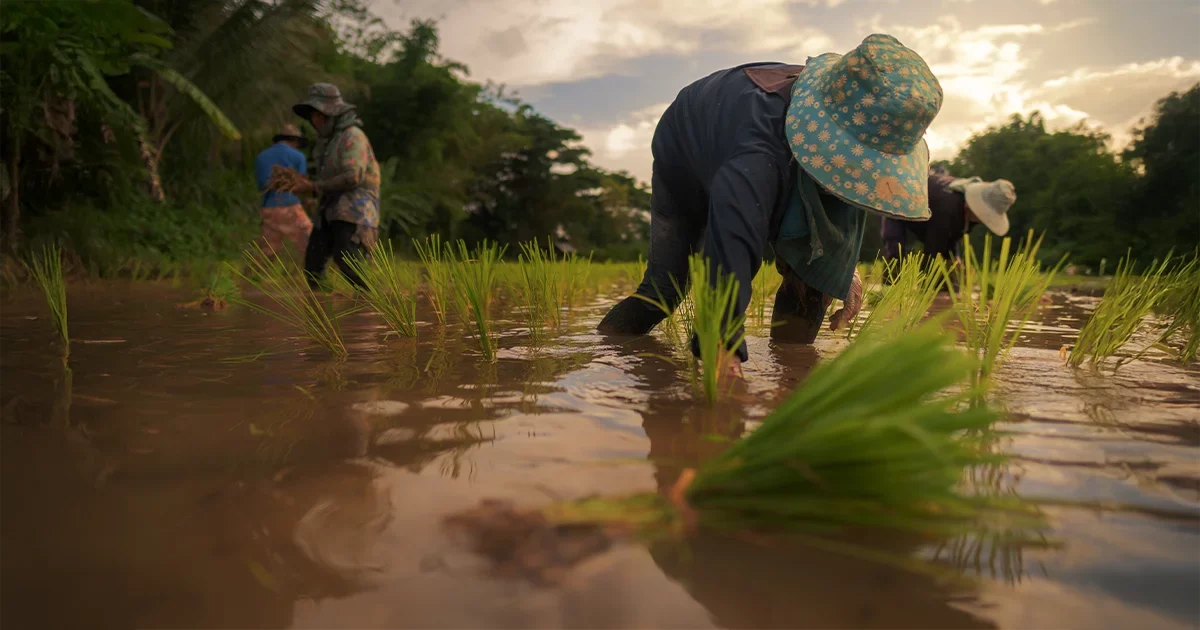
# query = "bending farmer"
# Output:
<box><xmin>254</xmin><ymin>124</ymin><xmax>313</xmax><ymax>258</ymax></box>
<box><xmin>881</xmin><ymin>173</ymin><xmax>1016</xmax><ymax>266</ymax></box>
<box><xmin>598</xmin><ymin>34</ymin><xmax>944</xmax><ymax>373</ymax></box>
<box><xmin>285</xmin><ymin>83</ymin><xmax>381</xmax><ymax>290</ymax></box>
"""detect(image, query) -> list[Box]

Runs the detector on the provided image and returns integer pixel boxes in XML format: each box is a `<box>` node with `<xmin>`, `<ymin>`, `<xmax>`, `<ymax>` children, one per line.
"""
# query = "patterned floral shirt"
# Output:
<box><xmin>312</xmin><ymin>112</ymin><xmax>381</xmax><ymax>246</ymax></box>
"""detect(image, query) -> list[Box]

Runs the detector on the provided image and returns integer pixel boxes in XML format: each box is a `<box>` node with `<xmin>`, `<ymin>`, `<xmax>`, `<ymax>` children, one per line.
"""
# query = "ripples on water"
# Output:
<box><xmin>0</xmin><ymin>282</ymin><xmax>1196</xmax><ymax>629</ymax></box>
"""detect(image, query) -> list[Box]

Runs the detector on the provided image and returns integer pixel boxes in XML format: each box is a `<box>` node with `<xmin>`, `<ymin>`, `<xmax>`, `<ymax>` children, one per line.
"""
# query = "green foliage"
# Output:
<box><xmin>232</xmin><ymin>245</ymin><xmax>353</xmax><ymax>358</ymax></box>
<box><xmin>513</xmin><ymin>239</ymin><xmax>564</xmax><ymax>341</ymax></box>
<box><xmin>26</xmin><ymin>244</ymin><xmax>69</xmax><ymax>356</ymax></box>
<box><xmin>1122</xmin><ymin>84</ymin><xmax>1200</xmax><ymax>262</ymax></box>
<box><xmin>949</xmin><ymin>112</ymin><xmax>1141</xmax><ymax>269</ymax></box>
<box><xmin>201</xmin><ymin>265</ymin><xmax>239</xmax><ymax>303</ymax></box>
<box><xmin>343</xmin><ymin>241</ymin><xmax>419</xmax><ymax>338</ymax></box>
<box><xmin>1152</xmin><ymin>256</ymin><xmax>1200</xmax><ymax>363</ymax></box>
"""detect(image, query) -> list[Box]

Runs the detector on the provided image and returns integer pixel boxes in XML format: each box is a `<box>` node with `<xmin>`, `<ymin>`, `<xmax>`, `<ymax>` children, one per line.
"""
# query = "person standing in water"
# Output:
<box><xmin>280</xmin><ymin>83</ymin><xmax>381</xmax><ymax>291</ymax></box>
<box><xmin>253</xmin><ymin>124</ymin><xmax>312</xmax><ymax>258</ymax></box>
<box><xmin>881</xmin><ymin>173</ymin><xmax>1017</xmax><ymax>266</ymax></box>
<box><xmin>597</xmin><ymin>34</ymin><xmax>945</xmax><ymax>377</ymax></box>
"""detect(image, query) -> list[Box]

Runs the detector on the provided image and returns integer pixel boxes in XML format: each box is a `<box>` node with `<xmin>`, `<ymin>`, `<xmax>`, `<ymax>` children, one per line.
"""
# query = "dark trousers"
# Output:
<box><xmin>304</xmin><ymin>218</ymin><xmax>368</xmax><ymax>290</ymax></box>
<box><xmin>597</xmin><ymin>153</ymin><xmax>826</xmax><ymax>358</ymax></box>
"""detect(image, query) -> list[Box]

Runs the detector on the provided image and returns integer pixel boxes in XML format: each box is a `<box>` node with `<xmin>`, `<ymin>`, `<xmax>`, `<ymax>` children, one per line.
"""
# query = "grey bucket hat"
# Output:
<box><xmin>292</xmin><ymin>83</ymin><xmax>355</xmax><ymax>120</ymax></box>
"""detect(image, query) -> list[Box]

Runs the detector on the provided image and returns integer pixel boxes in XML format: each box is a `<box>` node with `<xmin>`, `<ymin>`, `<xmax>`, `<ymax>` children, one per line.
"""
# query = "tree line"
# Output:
<box><xmin>1</xmin><ymin>0</ymin><xmax>1194</xmax><ymax>272</ymax></box>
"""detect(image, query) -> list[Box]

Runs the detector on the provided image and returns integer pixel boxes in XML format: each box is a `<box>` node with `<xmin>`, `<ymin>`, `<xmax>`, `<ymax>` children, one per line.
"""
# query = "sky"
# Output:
<box><xmin>374</xmin><ymin>0</ymin><xmax>1200</xmax><ymax>183</ymax></box>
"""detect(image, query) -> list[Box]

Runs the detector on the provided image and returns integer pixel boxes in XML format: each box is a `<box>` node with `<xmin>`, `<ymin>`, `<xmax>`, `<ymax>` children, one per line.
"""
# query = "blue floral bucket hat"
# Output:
<box><xmin>787</xmin><ymin>34</ymin><xmax>943</xmax><ymax>220</ymax></box>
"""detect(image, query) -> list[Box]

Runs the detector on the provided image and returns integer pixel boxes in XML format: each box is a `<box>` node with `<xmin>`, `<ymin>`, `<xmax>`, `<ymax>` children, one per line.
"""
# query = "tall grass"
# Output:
<box><xmin>414</xmin><ymin>234</ymin><xmax>454</xmax><ymax>325</ymax></box>
<box><xmin>1153</xmin><ymin>255</ymin><xmax>1200</xmax><ymax>363</ymax></box>
<box><xmin>344</xmin><ymin>241</ymin><xmax>419</xmax><ymax>338</ymax></box>
<box><xmin>446</xmin><ymin>240</ymin><xmax>506</xmax><ymax>362</ymax></box>
<box><xmin>946</xmin><ymin>231</ymin><xmax>1060</xmax><ymax>401</ymax></box>
<box><xmin>1068</xmin><ymin>252</ymin><xmax>1172</xmax><ymax>369</ymax></box>
<box><xmin>855</xmin><ymin>252</ymin><xmax>946</xmax><ymax>340</ymax></box>
<box><xmin>26</xmin><ymin>244</ymin><xmax>69</xmax><ymax>356</ymax></box>
<box><xmin>232</xmin><ymin>244</ymin><xmax>353</xmax><ymax>358</ymax></box>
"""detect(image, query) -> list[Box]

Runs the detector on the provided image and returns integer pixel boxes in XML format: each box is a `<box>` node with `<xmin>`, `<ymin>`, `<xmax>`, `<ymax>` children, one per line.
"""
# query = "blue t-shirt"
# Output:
<box><xmin>254</xmin><ymin>142</ymin><xmax>307</xmax><ymax>208</ymax></box>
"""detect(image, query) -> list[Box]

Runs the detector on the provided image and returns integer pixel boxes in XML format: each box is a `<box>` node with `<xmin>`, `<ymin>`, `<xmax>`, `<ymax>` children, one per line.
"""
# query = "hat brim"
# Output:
<box><xmin>964</xmin><ymin>185</ymin><xmax>1011</xmax><ymax>236</ymax></box>
<box><xmin>273</xmin><ymin>134</ymin><xmax>308</xmax><ymax>149</ymax></box>
<box><xmin>787</xmin><ymin>54</ymin><xmax>932</xmax><ymax>221</ymax></box>
<box><xmin>292</xmin><ymin>100</ymin><xmax>355</xmax><ymax>120</ymax></box>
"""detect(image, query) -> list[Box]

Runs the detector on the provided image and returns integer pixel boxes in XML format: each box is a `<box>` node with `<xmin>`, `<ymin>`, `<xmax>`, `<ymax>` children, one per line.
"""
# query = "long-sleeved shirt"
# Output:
<box><xmin>881</xmin><ymin>173</ymin><xmax>966</xmax><ymax>261</ymax></box>
<box><xmin>254</xmin><ymin>142</ymin><xmax>306</xmax><ymax>208</ymax></box>
<box><xmin>311</xmin><ymin>112</ymin><xmax>380</xmax><ymax>246</ymax></box>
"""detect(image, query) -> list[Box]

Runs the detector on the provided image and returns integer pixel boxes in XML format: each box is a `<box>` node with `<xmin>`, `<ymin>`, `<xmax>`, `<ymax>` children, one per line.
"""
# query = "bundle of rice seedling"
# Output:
<box><xmin>535</xmin><ymin>319</ymin><xmax>1037</xmax><ymax>542</ymax></box>
<box><xmin>344</xmin><ymin>241</ymin><xmax>419</xmax><ymax>338</ymax></box>
<box><xmin>748</xmin><ymin>263</ymin><xmax>783</xmax><ymax>329</ymax></box>
<box><xmin>232</xmin><ymin>244</ymin><xmax>356</xmax><ymax>358</ymax></box>
<box><xmin>946</xmin><ymin>231</ymin><xmax>1061</xmax><ymax>403</ymax></box>
<box><xmin>26</xmin><ymin>244</ymin><xmax>69</xmax><ymax>357</ymax></box>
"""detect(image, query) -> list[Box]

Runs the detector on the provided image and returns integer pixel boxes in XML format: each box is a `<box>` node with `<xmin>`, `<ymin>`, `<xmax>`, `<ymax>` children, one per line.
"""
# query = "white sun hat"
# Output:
<box><xmin>963</xmin><ymin>179</ymin><xmax>1016</xmax><ymax>236</ymax></box>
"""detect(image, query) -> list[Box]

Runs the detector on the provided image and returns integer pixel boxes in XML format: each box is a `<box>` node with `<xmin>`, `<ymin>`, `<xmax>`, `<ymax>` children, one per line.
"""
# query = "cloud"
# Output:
<box><xmin>861</xmin><ymin>14</ymin><xmax>1195</xmax><ymax>159</ymax></box>
<box><xmin>576</xmin><ymin>102</ymin><xmax>671</xmax><ymax>180</ymax></box>
<box><xmin>385</xmin><ymin>0</ymin><xmax>835</xmax><ymax>87</ymax></box>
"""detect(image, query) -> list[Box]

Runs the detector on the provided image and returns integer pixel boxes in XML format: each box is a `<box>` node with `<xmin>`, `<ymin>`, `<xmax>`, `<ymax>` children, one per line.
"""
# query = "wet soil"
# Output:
<box><xmin>1</xmin><ymin>280</ymin><xmax>1197</xmax><ymax>629</ymax></box>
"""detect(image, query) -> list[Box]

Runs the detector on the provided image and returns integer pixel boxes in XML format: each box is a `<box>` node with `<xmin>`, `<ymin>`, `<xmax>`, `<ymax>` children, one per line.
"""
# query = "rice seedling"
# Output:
<box><xmin>1067</xmin><ymin>251</ymin><xmax>1175</xmax><ymax>369</ymax></box>
<box><xmin>513</xmin><ymin>238</ymin><xmax>562</xmax><ymax>340</ymax></box>
<box><xmin>344</xmin><ymin>241</ymin><xmax>420</xmax><ymax>338</ymax></box>
<box><xmin>445</xmin><ymin>240</ymin><xmax>507</xmax><ymax>362</ymax></box>
<box><xmin>687</xmin><ymin>254</ymin><xmax>746</xmax><ymax>403</ymax></box>
<box><xmin>26</xmin><ymin>244</ymin><xmax>69</xmax><ymax>357</ymax></box>
<box><xmin>855</xmin><ymin>251</ymin><xmax>946</xmax><ymax>340</ymax></box>
<box><xmin>561</xmin><ymin>250</ymin><xmax>593</xmax><ymax>315</ymax></box>
<box><xmin>414</xmin><ymin>234</ymin><xmax>454</xmax><ymax>325</ymax></box>
<box><xmin>231</xmin><ymin>244</ymin><xmax>355</xmax><ymax>358</ymax></box>
<box><xmin>521</xmin><ymin>320</ymin><xmax>1043</xmax><ymax>551</ymax></box>
<box><xmin>1152</xmin><ymin>255</ymin><xmax>1200</xmax><ymax>363</ymax></box>
<box><xmin>748</xmin><ymin>263</ymin><xmax>783</xmax><ymax>328</ymax></box>
<box><xmin>946</xmin><ymin>231</ymin><xmax>1061</xmax><ymax>402</ymax></box>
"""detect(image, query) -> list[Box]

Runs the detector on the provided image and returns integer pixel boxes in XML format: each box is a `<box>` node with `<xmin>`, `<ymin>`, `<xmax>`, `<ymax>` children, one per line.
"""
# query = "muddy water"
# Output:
<box><xmin>1</xmin><ymin>281</ymin><xmax>1197</xmax><ymax>629</ymax></box>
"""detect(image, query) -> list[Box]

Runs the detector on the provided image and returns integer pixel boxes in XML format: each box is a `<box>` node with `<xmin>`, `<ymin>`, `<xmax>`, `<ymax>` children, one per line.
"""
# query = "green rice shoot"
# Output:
<box><xmin>1151</xmin><ymin>254</ymin><xmax>1200</xmax><ymax>363</ymax></box>
<box><xmin>1068</xmin><ymin>251</ymin><xmax>1175</xmax><ymax>369</ymax></box>
<box><xmin>414</xmin><ymin>234</ymin><xmax>454</xmax><ymax>325</ymax></box>
<box><xmin>688</xmin><ymin>253</ymin><xmax>747</xmax><ymax>404</ymax></box>
<box><xmin>513</xmin><ymin>238</ymin><xmax>562</xmax><ymax>340</ymax></box>
<box><xmin>855</xmin><ymin>251</ymin><xmax>946</xmax><ymax>340</ymax></box>
<box><xmin>748</xmin><ymin>263</ymin><xmax>783</xmax><ymax>329</ymax></box>
<box><xmin>343</xmin><ymin>241</ymin><xmax>419</xmax><ymax>338</ymax></box>
<box><xmin>946</xmin><ymin>231</ymin><xmax>1061</xmax><ymax>401</ymax></box>
<box><xmin>446</xmin><ymin>240</ymin><xmax>506</xmax><ymax>362</ymax></box>
<box><xmin>232</xmin><ymin>244</ymin><xmax>354</xmax><ymax>358</ymax></box>
<box><xmin>26</xmin><ymin>244</ymin><xmax>69</xmax><ymax>356</ymax></box>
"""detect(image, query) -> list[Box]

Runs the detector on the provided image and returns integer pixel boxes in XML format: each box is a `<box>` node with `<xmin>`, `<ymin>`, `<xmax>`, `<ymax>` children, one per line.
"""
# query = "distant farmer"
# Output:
<box><xmin>254</xmin><ymin>124</ymin><xmax>312</xmax><ymax>257</ymax></box>
<box><xmin>881</xmin><ymin>174</ymin><xmax>1016</xmax><ymax>265</ymax></box>
<box><xmin>275</xmin><ymin>83</ymin><xmax>380</xmax><ymax>290</ymax></box>
<box><xmin>597</xmin><ymin>34</ymin><xmax>944</xmax><ymax>376</ymax></box>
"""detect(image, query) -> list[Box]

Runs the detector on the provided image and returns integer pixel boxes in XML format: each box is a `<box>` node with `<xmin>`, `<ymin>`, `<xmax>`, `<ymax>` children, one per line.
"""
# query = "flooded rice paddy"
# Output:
<box><xmin>1</xmin><ymin>279</ymin><xmax>1197</xmax><ymax>629</ymax></box>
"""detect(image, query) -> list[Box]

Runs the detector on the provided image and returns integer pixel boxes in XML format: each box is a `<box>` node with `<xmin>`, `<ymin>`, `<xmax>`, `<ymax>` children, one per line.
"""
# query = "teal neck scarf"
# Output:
<box><xmin>774</xmin><ymin>169</ymin><xmax>867</xmax><ymax>300</ymax></box>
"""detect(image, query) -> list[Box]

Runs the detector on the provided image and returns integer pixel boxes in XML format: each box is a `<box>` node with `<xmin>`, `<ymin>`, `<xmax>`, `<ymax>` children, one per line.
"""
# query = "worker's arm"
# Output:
<box><xmin>313</xmin><ymin>128</ymin><xmax>371</xmax><ymax>195</ymax></box>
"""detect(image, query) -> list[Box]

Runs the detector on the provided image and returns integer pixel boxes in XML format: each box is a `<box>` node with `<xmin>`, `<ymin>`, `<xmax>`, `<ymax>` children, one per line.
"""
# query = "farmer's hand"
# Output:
<box><xmin>668</xmin><ymin>468</ymin><xmax>699</xmax><ymax>535</ymax></box>
<box><xmin>828</xmin><ymin>269</ymin><xmax>863</xmax><ymax>331</ymax></box>
<box><xmin>288</xmin><ymin>175</ymin><xmax>315</xmax><ymax>195</ymax></box>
